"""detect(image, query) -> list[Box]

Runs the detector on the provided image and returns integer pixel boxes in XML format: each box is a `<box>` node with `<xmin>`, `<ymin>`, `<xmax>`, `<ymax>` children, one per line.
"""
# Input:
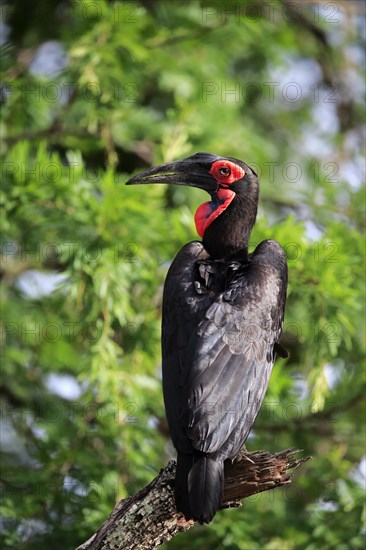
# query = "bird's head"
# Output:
<box><xmin>126</xmin><ymin>152</ymin><xmax>258</xmax><ymax>239</ymax></box>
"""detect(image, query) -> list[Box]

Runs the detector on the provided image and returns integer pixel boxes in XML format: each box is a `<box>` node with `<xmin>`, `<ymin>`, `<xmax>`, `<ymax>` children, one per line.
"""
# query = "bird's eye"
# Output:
<box><xmin>210</xmin><ymin>160</ymin><xmax>245</xmax><ymax>183</ymax></box>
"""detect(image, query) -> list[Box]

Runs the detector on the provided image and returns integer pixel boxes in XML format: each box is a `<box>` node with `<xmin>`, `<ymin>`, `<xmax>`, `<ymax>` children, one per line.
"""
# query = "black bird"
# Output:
<box><xmin>126</xmin><ymin>152</ymin><xmax>288</xmax><ymax>524</ymax></box>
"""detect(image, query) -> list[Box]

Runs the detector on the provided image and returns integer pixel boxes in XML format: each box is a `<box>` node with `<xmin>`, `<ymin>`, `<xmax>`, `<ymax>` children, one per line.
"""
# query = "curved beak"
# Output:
<box><xmin>126</xmin><ymin>158</ymin><xmax>218</xmax><ymax>195</ymax></box>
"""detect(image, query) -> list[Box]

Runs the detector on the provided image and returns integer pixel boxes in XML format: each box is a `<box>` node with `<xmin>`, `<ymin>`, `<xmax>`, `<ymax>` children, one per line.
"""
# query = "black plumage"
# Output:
<box><xmin>126</xmin><ymin>153</ymin><xmax>288</xmax><ymax>524</ymax></box>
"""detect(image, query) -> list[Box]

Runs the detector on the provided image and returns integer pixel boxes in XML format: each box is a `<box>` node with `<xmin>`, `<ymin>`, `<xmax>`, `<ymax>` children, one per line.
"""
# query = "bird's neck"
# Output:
<box><xmin>199</xmin><ymin>191</ymin><xmax>258</xmax><ymax>260</ymax></box>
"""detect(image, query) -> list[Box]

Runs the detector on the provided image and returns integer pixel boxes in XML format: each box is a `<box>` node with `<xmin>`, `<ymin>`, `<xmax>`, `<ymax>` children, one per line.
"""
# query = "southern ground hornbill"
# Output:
<box><xmin>126</xmin><ymin>152</ymin><xmax>288</xmax><ymax>524</ymax></box>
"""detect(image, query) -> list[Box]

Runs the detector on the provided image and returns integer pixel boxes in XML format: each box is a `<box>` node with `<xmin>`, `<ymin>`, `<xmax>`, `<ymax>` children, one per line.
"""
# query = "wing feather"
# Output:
<box><xmin>162</xmin><ymin>239</ymin><xmax>287</xmax><ymax>459</ymax></box>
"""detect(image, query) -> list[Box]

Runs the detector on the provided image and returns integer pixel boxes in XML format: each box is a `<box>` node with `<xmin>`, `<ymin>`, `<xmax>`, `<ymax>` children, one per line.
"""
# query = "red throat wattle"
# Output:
<box><xmin>194</xmin><ymin>188</ymin><xmax>235</xmax><ymax>237</ymax></box>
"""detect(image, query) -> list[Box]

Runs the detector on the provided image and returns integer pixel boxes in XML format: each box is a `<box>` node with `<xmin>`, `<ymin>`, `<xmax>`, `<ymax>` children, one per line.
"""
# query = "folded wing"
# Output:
<box><xmin>162</xmin><ymin>239</ymin><xmax>287</xmax><ymax>461</ymax></box>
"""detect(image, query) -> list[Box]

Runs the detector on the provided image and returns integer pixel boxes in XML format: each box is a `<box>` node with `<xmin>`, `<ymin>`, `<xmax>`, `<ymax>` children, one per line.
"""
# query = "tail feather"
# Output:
<box><xmin>175</xmin><ymin>453</ymin><xmax>223</xmax><ymax>524</ymax></box>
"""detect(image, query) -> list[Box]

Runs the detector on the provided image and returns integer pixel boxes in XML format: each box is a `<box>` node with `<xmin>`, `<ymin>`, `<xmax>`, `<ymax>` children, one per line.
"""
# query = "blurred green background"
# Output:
<box><xmin>1</xmin><ymin>1</ymin><xmax>365</xmax><ymax>548</ymax></box>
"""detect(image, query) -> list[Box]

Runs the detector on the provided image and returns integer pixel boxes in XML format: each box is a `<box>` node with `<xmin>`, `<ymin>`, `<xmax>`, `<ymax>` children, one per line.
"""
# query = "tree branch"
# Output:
<box><xmin>76</xmin><ymin>449</ymin><xmax>311</xmax><ymax>550</ymax></box>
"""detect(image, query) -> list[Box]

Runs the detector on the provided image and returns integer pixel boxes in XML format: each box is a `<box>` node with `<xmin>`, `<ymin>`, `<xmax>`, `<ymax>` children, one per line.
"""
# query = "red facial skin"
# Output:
<box><xmin>194</xmin><ymin>160</ymin><xmax>246</xmax><ymax>237</ymax></box>
<box><xmin>194</xmin><ymin>189</ymin><xmax>235</xmax><ymax>238</ymax></box>
<box><xmin>209</xmin><ymin>160</ymin><xmax>245</xmax><ymax>186</ymax></box>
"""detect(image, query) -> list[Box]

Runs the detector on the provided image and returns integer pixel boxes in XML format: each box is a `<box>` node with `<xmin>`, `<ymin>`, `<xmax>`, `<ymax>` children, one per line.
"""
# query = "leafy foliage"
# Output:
<box><xmin>1</xmin><ymin>1</ymin><xmax>365</xmax><ymax>549</ymax></box>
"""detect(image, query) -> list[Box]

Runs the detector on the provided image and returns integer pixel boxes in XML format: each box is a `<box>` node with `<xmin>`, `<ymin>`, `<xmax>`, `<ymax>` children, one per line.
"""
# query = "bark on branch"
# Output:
<box><xmin>76</xmin><ymin>449</ymin><xmax>310</xmax><ymax>550</ymax></box>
